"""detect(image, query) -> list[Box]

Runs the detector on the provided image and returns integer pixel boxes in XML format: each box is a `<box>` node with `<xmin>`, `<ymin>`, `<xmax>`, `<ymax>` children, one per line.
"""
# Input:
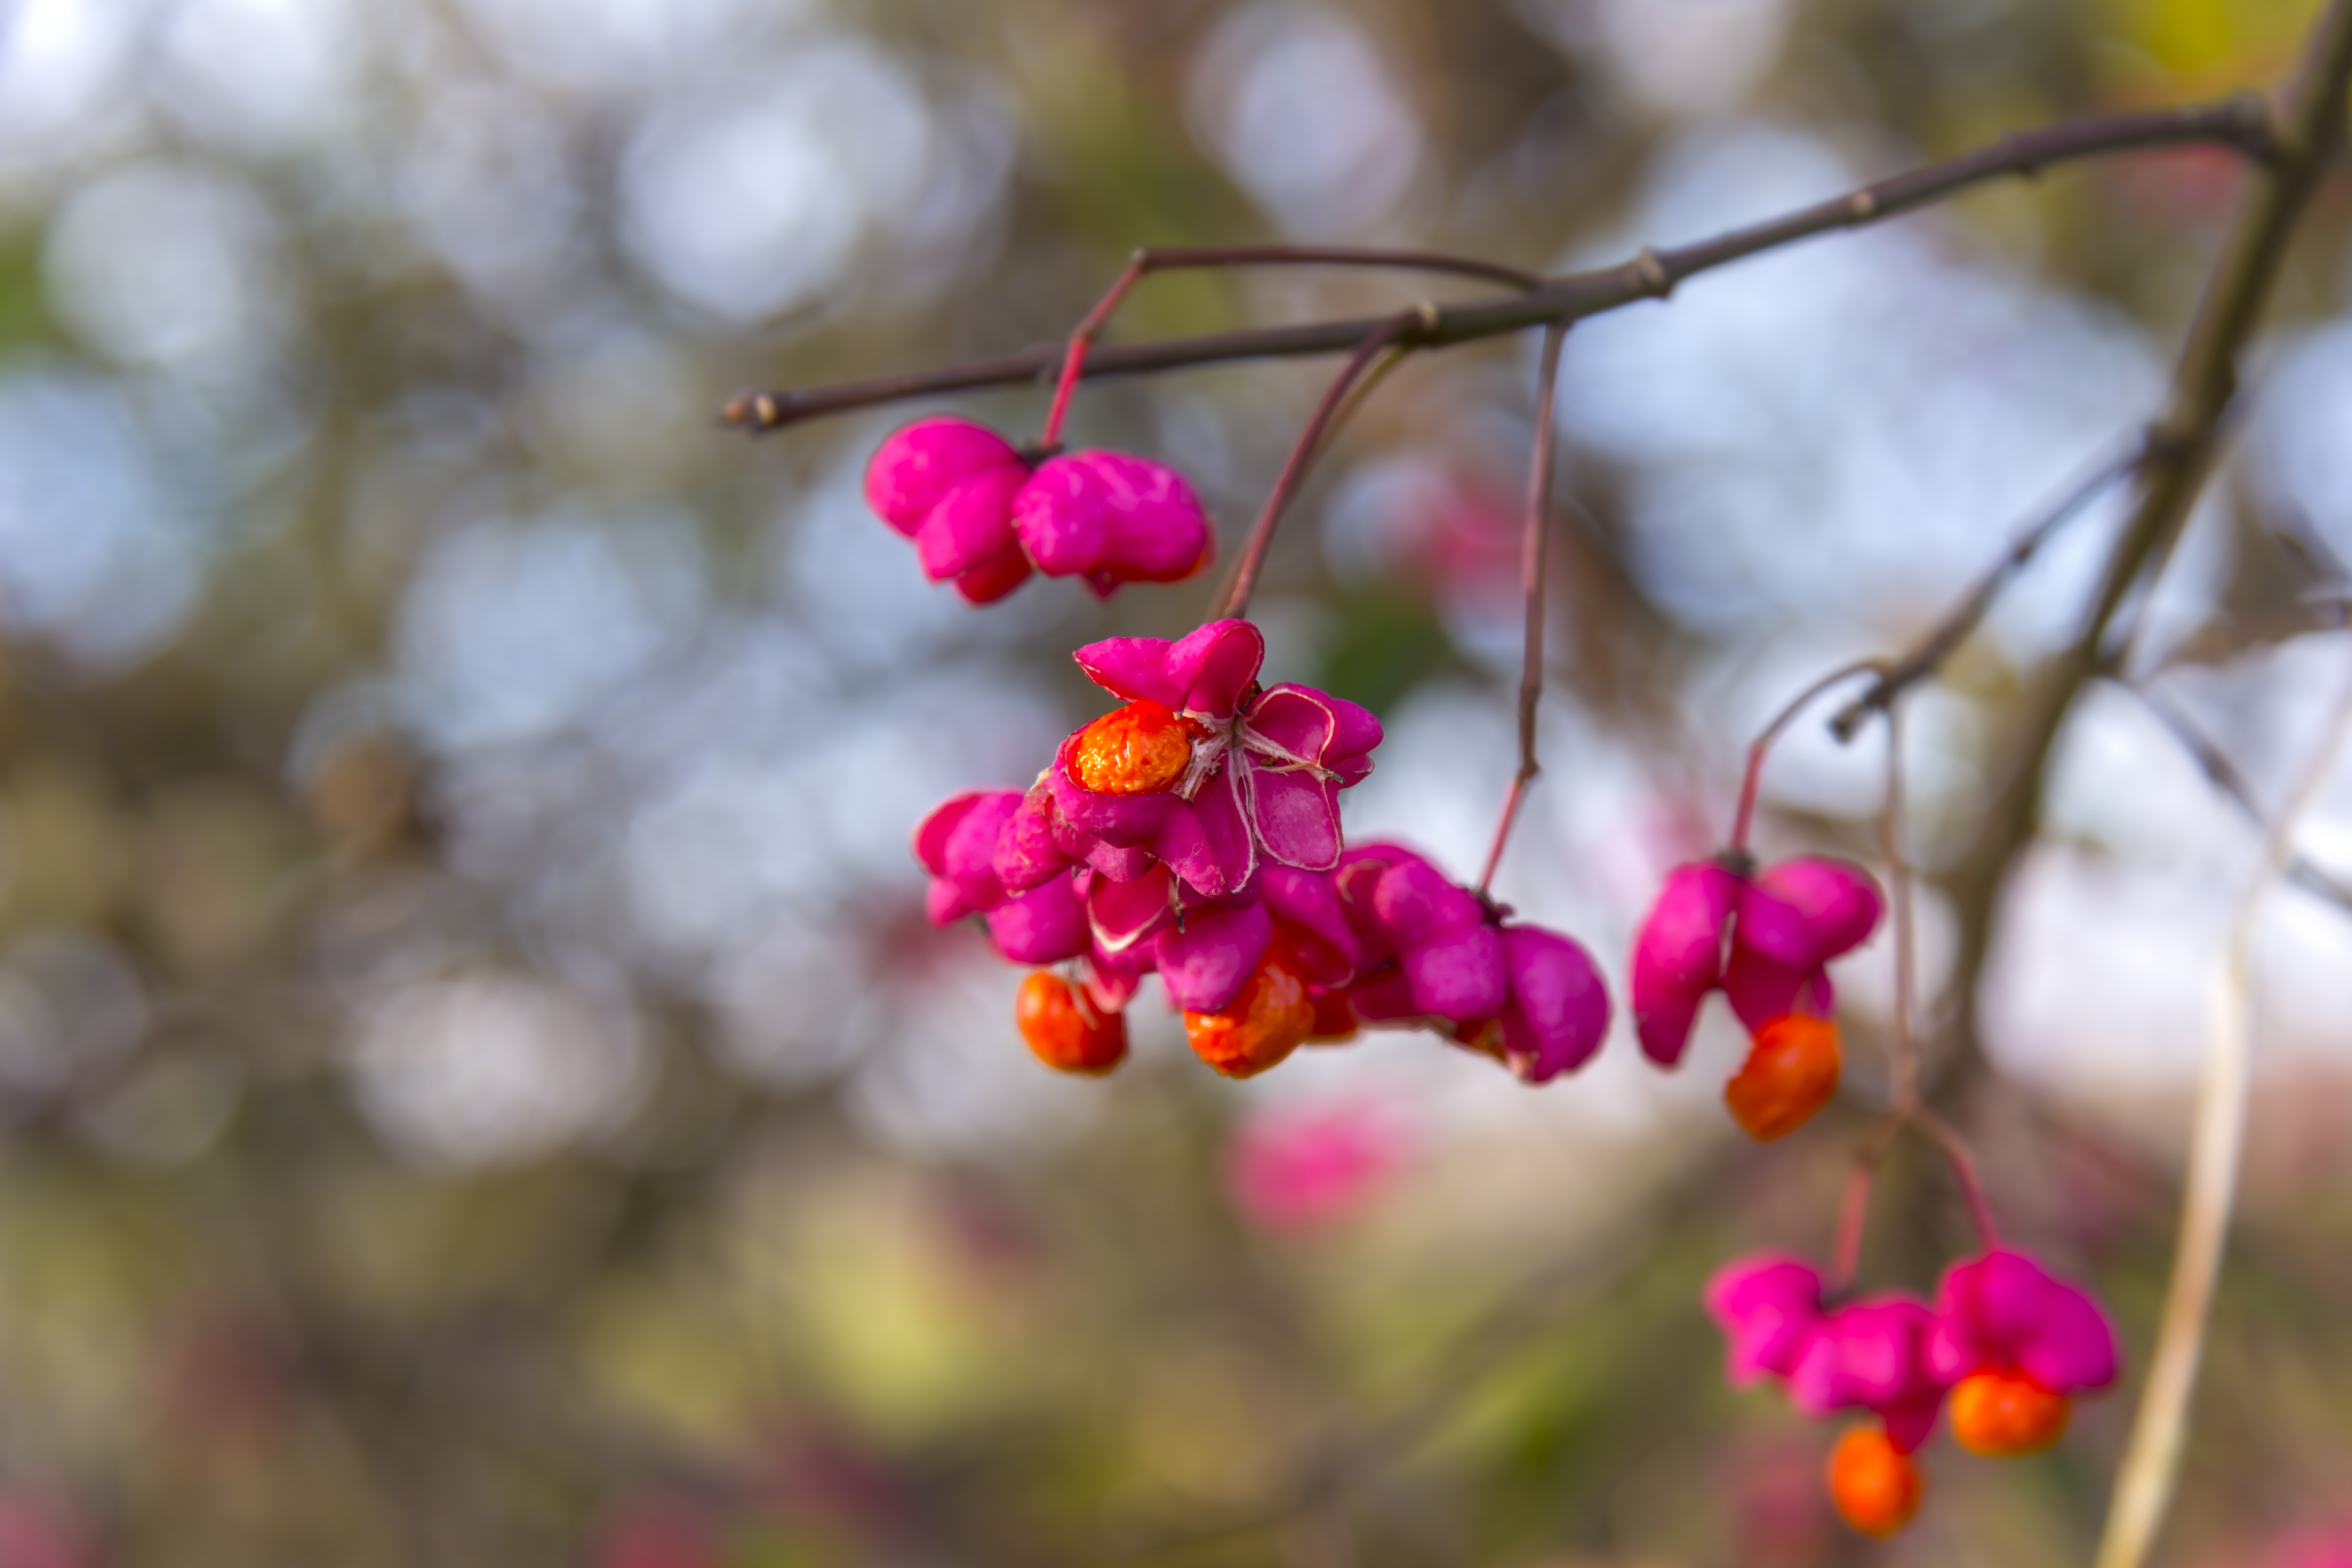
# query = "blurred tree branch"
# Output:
<box><xmin>2127</xmin><ymin>680</ymin><xmax>2352</xmax><ymax>914</ymax></box>
<box><xmin>1942</xmin><ymin>0</ymin><xmax>2352</xmax><ymax>1101</ymax></box>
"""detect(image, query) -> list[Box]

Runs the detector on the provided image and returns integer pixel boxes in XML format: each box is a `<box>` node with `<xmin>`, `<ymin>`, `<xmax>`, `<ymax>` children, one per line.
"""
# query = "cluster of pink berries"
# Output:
<box><xmin>910</xmin><ymin>611</ymin><xmax>1610</xmax><ymax>1083</ymax></box>
<box><xmin>873</xmin><ymin>416</ymin><xmax>1616</xmax><ymax>1082</ymax></box>
<box><xmin>1711</xmin><ymin>1245</ymin><xmax>2119</xmax><ymax>1535</ymax></box>
<box><xmin>870</xmin><ymin>411</ymin><xmax>2114</xmax><ymax>1544</ymax></box>
<box><xmin>1632</xmin><ymin>851</ymin><xmax>1884</xmax><ymax>1140</ymax></box>
<box><xmin>865</xmin><ymin>418</ymin><xmax>1213</xmax><ymax>602</ymax></box>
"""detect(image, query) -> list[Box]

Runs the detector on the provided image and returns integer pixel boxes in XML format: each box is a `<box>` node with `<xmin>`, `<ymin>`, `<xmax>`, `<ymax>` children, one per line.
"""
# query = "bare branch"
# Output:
<box><xmin>1036</xmin><ymin>246</ymin><xmax>1542</xmax><ymax>450</ymax></box>
<box><xmin>721</xmin><ymin>95</ymin><xmax>2278</xmax><ymax>433</ymax></box>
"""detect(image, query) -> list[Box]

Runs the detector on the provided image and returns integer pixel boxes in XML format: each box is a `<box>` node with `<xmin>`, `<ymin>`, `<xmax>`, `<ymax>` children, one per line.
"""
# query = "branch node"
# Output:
<box><xmin>1632</xmin><ymin>248</ymin><xmax>1674</xmax><ymax>299</ymax></box>
<box><xmin>720</xmin><ymin>390</ymin><xmax>784</xmax><ymax>431</ymax></box>
<box><xmin>1848</xmin><ymin>189</ymin><xmax>1880</xmax><ymax>220</ymax></box>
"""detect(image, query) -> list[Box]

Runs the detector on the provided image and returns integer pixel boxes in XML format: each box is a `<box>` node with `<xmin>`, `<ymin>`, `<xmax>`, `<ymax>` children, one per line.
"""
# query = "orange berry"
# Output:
<box><xmin>1950</xmin><ymin>1367</ymin><xmax>2070</xmax><ymax>1457</ymax></box>
<box><xmin>1070</xmin><ymin>701</ymin><xmax>1195</xmax><ymax>795</ymax></box>
<box><xmin>1450</xmin><ymin>1017</ymin><xmax>1505</xmax><ymax>1062</ymax></box>
<box><xmin>1184</xmin><ymin>949</ymin><xmax>1315</xmax><ymax>1079</ymax></box>
<box><xmin>1826</xmin><ymin>1425</ymin><xmax>1922</xmax><ymax>1538</ymax></box>
<box><xmin>1016</xmin><ymin>972</ymin><xmax>1128</xmax><ymax>1076</ymax></box>
<box><xmin>1724</xmin><ymin>1013</ymin><xmax>1841</xmax><ymax>1140</ymax></box>
<box><xmin>1307</xmin><ymin>988</ymin><xmax>1359</xmax><ymax>1044</ymax></box>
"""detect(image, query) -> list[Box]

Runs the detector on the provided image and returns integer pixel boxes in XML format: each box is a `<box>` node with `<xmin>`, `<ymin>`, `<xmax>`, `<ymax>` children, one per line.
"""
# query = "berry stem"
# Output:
<box><xmin>1478</xmin><ymin>321</ymin><xmax>1571</xmax><ymax>897</ymax></box>
<box><xmin>1914</xmin><ymin>1108</ymin><xmax>2000</xmax><ymax>1252</ymax></box>
<box><xmin>1828</xmin><ymin>1111</ymin><xmax>1906</xmax><ymax>1290</ymax></box>
<box><xmin>1727</xmin><ymin>662</ymin><xmax>1884</xmax><ymax>853</ymax></box>
<box><xmin>1036</xmin><ymin>246</ymin><xmax>1541</xmax><ymax>451</ymax></box>
<box><xmin>1879</xmin><ymin>702</ymin><xmax>1920</xmax><ymax>1107</ymax></box>
<box><xmin>1214</xmin><ymin>307</ymin><xmax>1431</xmax><ymax>621</ymax></box>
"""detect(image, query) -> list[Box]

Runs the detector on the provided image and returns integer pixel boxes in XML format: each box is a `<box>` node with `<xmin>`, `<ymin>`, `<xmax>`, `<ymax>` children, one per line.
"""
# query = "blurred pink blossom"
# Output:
<box><xmin>593</xmin><ymin>1498</ymin><xmax>719</xmax><ymax>1568</ymax></box>
<box><xmin>0</xmin><ymin>1499</ymin><xmax>93</xmax><ymax>1568</ymax></box>
<box><xmin>2268</xmin><ymin>1524</ymin><xmax>2352</xmax><ymax>1568</ymax></box>
<box><xmin>1228</xmin><ymin>1101</ymin><xmax>1409</xmax><ymax>1230</ymax></box>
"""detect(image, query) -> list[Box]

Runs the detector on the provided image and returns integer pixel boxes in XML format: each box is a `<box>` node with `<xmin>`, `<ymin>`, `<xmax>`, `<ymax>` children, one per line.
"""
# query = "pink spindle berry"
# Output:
<box><xmin>1706</xmin><ymin>1253</ymin><xmax>1828</xmax><ymax>1386</ymax></box>
<box><xmin>1013</xmin><ymin>449</ymin><xmax>1214</xmax><ymax>597</ymax></box>
<box><xmin>864</xmin><ymin>418</ymin><xmax>1034</xmax><ymax>604</ymax></box>
<box><xmin>863</xmin><ymin>417</ymin><xmax>1215</xmax><ymax>603</ymax></box>
<box><xmin>1339</xmin><ymin>843</ymin><xmax>1611</xmax><ymax>1083</ymax></box>
<box><xmin>912</xmin><ymin>791</ymin><xmax>1087</xmax><ymax>964</ymax></box>
<box><xmin>1789</xmin><ymin>1296</ymin><xmax>1947</xmax><ymax>1454</ymax></box>
<box><xmin>1929</xmin><ymin>1248</ymin><xmax>2118</xmax><ymax>1423</ymax></box>
<box><xmin>1630</xmin><ymin>855</ymin><xmax>1882</xmax><ymax>1067</ymax></box>
<box><xmin>1048</xmin><ymin>620</ymin><xmax>1381</xmax><ymax>899</ymax></box>
<box><xmin>1706</xmin><ymin>1253</ymin><xmax>1949</xmax><ymax>1454</ymax></box>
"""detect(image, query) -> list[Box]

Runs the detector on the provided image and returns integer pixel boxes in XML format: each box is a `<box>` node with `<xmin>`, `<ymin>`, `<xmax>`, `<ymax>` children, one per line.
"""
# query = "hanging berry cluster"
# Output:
<box><xmin>1710</xmin><ymin>1245</ymin><xmax>2119</xmax><ymax>1535</ymax></box>
<box><xmin>801</xmin><ymin>246</ymin><xmax>2128</xmax><ymax>1543</ymax></box>
<box><xmin>911</xmin><ymin>617</ymin><xmax>1614</xmax><ymax>1081</ymax></box>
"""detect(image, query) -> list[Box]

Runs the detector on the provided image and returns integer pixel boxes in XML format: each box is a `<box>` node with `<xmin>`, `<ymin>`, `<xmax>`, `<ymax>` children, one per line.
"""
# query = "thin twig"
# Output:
<box><xmin>1213</xmin><ymin>308</ymin><xmax>1431</xmax><ymax>620</ymax></box>
<box><xmin>1879</xmin><ymin>702</ymin><xmax>1920</xmax><ymax>1106</ymax></box>
<box><xmin>1828</xmin><ymin>439</ymin><xmax>2155</xmax><ymax>741</ymax></box>
<box><xmin>1035</xmin><ymin>246</ymin><xmax>1542</xmax><ymax>450</ymax></box>
<box><xmin>1478</xmin><ymin>323</ymin><xmax>1570</xmax><ymax>897</ymax></box>
<box><xmin>2125</xmin><ymin>680</ymin><xmax>2352</xmax><ymax>913</ymax></box>
<box><xmin>1727</xmin><ymin>661</ymin><xmax>1885</xmax><ymax>854</ymax></box>
<box><xmin>2094</xmin><ymin>657</ymin><xmax>2352</xmax><ymax>1568</ymax></box>
<box><xmin>720</xmin><ymin>96</ymin><xmax>2278</xmax><ymax>433</ymax></box>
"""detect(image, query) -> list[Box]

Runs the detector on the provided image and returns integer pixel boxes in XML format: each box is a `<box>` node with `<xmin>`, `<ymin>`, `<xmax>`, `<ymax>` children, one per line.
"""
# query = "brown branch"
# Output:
<box><xmin>1035</xmin><ymin>246</ymin><xmax>1541</xmax><ymax>449</ymax></box>
<box><xmin>720</xmin><ymin>95</ymin><xmax>2278</xmax><ymax>433</ymax></box>
<box><xmin>1941</xmin><ymin>3</ymin><xmax>2352</xmax><ymax>1110</ymax></box>
<box><xmin>1478</xmin><ymin>322</ymin><xmax>1569</xmax><ymax>897</ymax></box>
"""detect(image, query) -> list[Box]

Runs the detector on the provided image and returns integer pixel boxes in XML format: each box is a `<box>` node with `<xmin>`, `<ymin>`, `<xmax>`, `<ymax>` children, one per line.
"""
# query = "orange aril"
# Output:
<box><xmin>1306</xmin><ymin>987</ymin><xmax>1359</xmax><ymax>1044</ymax></box>
<box><xmin>1184</xmin><ymin>949</ymin><xmax>1315</xmax><ymax>1079</ymax></box>
<box><xmin>1950</xmin><ymin>1367</ymin><xmax>2069</xmax><ymax>1457</ymax></box>
<box><xmin>1450</xmin><ymin>1017</ymin><xmax>1505</xmax><ymax>1062</ymax></box>
<box><xmin>1016</xmin><ymin>972</ymin><xmax>1128</xmax><ymax>1076</ymax></box>
<box><xmin>1070</xmin><ymin>701</ymin><xmax>1195</xmax><ymax>795</ymax></box>
<box><xmin>1724</xmin><ymin>1013</ymin><xmax>1841</xmax><ymax>1140</ymax></box>
<box><xmin>1826</xmin><ymin>1425</ymin><xmax>1921</xmax><ymax>1537</ymax></box>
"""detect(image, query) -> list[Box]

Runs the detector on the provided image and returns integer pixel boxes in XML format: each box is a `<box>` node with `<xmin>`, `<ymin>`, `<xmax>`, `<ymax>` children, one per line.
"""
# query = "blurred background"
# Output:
<box><xmin>1</xmin><ymin>0</ymin><xmax>2351</xmax><ymax>1562</ymax></box>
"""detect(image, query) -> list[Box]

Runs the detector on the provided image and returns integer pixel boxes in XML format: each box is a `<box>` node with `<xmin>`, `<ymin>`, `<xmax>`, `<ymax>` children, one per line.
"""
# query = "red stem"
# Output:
<box><xmin>1917</xmin><ymin>1107</ymin><xmax>2002</xmax><ymax>1252</ymax></box>
<box><xmin>1035</xmin><ymin>246</ymin><xmax>1541</xmax><ymax>451</ymax></box>
<box><xmin>1879</xmin><ymin>702</ymin><xmax>1920</xmax><ymax>1106</ymax></box>
<box><xmin>1829</xmin><ymin>1112</ymin><xmax>1906</xmax><ymax>1289</ymax></box>
<box><xmin>1727</xmin><ymin>661</ymin><xmax>1884</xmax><ymax>853</ymax></box>
<box><xmin>1478</xmin><ymin>323</ymin><xmax>1570</xmax><ymax>897</ymax></box>
<box><xmin>1213</xmin><ymin>308</ymin><xmax>1429</xmax><ymax>621</ymax></box>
